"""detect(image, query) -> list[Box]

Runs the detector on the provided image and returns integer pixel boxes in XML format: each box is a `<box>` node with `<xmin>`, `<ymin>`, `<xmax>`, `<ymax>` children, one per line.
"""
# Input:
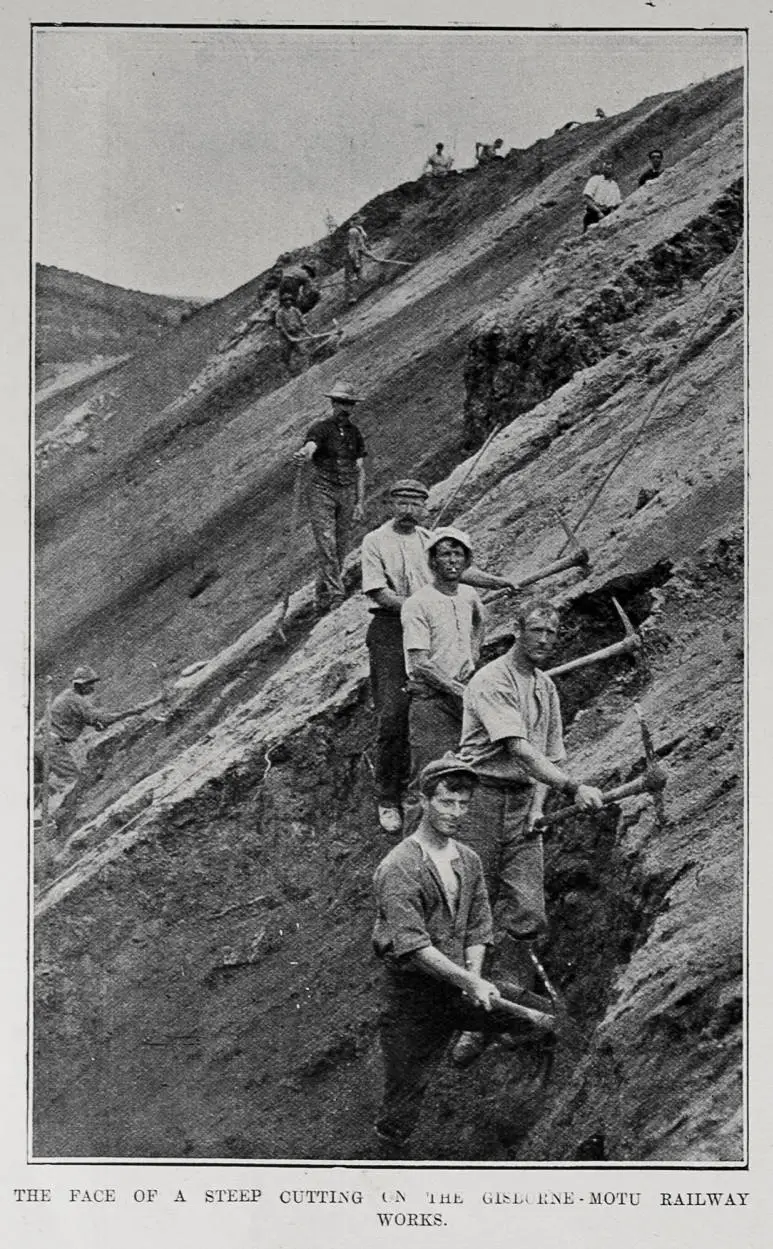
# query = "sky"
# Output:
<box><xmin>33</xmin><ymin>27</ymin><xmax>744</xmax><ymax>299</ymax></box>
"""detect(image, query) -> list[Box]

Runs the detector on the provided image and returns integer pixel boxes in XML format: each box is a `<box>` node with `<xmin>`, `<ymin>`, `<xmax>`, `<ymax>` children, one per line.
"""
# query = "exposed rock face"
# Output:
<box><xmin>33</xmin><ymin>70</ymin><xmax>744</xmax><ymax>1162</ymax></box>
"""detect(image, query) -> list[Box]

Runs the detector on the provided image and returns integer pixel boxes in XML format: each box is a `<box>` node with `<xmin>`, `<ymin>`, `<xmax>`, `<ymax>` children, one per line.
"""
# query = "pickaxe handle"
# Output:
<box><xmin>494</xmin><ymin>995</ymin><xmax>556</xmax><ymax>1033</ymax></box>
<box><xmin>546</xmin><ymin>631</ymin><xmax>641</xmax><ymax>678</ymax></box>
<box><xmin>488</xmin><ymin>549</ymin><xmax>590</xmax><ymax>602</ymax></box>
<box><xmin>372</xmin><ymin>255</ymin><xmax>413</xmax><ymax>267</ymax></box>
<box><xmin>533</xmin><ymin>762</ymin><xmax>668</xmax><ymax>832</ymax></box>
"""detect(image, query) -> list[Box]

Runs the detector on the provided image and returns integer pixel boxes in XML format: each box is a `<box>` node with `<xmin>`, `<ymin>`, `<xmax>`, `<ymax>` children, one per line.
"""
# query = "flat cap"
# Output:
<box><xmin>73</xmin><ymin>665</ymin><xmax>100</xmax><ymax>685</ymax></box>
<box><xmin>390</xmin><ymin>478</ymin><xmax>429</xmax><ymax>499</ymax></box>
<box><xmin>419</xmin><ymin>755</ymin><xmax>479</xmax><ymax>795</ymax></box>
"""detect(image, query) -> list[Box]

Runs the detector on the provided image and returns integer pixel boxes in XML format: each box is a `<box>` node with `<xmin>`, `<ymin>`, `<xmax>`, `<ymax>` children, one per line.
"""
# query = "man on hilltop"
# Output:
<box><xmin>582</xmin><ymin>158</ymin><xmax>622</xmax><ymax>232</ymax></box>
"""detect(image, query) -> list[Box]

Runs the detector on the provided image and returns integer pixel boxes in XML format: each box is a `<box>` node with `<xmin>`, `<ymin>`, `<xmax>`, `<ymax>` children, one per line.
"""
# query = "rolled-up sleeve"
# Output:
<box><xmin>471</xmin><ymin>680</ymin><xmax>527</xmax><ymax>744</ymax></box>
<box><xmin>372</xmin><ymin>861</ymin><xmax>432</xmax><ymax>961</ymax></box>
<box><xmin>361</xmin><ymin>532</ymin><xmax>388</xmax><ymax>595</ymax></box>
<box><xmin>401</xmin><ymin>595</ymin><xmax>431</xmax><ymax>653</ymax></box>
<box><xmin>464</xmin><ymin>854</ymin><xmax>494</xmax><ymax>949</ymax></box>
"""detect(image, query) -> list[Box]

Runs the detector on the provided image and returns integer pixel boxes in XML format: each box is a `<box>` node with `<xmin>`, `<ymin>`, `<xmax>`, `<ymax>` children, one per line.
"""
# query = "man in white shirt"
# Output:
<box><xmin>423</xmin><ymin>142</ymin><xmax>454</xmax><ymax>178</ymax></box>
<box><xmin>361</xmin><ymin>482</ymin><xmax>519</xmax><ymax>834</ymax></box>
<box><xmin>402</xmin><ymin>526</ymin><xmax>484</xmax><ymax>791</ymax></box>
<box><xmin>344</xmin><ymin>214</ymin><xmax>372</xmax><ymax>305</ymax></box>
<box><xmin>582</xmin><ymin>160</ymin><xmax>622</xmax><ymax>232</ymax></box>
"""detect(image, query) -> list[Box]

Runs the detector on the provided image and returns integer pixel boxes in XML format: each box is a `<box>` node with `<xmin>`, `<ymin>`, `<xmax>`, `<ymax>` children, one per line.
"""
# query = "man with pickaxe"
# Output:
<box><xmin>372</xmin><ymin>757</ymin><xmax>556</xmax><ymax>1156</ymax></box>
<box><xmin>453</xmin><ymin>597</ymin><xmax>604</xmax><ymax>1065</ymax></box>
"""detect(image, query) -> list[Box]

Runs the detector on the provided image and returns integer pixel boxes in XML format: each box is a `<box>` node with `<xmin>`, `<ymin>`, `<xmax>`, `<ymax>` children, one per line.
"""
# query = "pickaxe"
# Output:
<box><xmin>485</xmin><ymin>507</ymin><xmax>591</xmax><ymax>605</ymax></box>
<box><xmin>545</xmin><ymin>596</ymin><xmax>643</xmax><ymax>679</ymax></box>
<box><xmin>532</xmin><ymin>702</ymin><xmax>668</xmax><ymax>834</ymax></box>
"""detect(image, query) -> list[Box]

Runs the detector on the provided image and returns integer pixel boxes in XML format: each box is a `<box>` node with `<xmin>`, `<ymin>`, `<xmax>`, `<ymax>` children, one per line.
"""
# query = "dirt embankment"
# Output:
<box><xmin>33</xmin><ymin>69</ymin><xmax>744</xmax><ymax>1162</ymax></box>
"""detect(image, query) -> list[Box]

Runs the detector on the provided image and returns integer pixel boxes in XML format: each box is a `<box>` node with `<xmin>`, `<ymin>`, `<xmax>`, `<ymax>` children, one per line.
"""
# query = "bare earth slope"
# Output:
<box><xmin>33</xmin><ymin>70</ymin><xmax>744</xmax><ymax>1162</ymax></box>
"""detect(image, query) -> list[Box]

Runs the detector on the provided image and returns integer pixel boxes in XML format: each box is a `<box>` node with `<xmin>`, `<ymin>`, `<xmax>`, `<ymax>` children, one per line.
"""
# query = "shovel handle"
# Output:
<box><xmin>495</xmin><ymin>995</ymin><xmax>556</xmax><ymax>1032</ymax></box>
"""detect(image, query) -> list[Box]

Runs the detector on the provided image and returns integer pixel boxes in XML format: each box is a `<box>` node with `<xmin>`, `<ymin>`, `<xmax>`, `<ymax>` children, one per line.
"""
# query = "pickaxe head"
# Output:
<box><xmin>611</xmin><ymin>596</ymin><xmax>651</xmax><ymax>685</ymax></box>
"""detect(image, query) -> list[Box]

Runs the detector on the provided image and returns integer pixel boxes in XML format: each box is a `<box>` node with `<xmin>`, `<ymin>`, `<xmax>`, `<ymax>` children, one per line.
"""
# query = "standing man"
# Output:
<box><xmin>362</xmin><ymin>482</ymin><xmax>519</xmax><ymax>834</ymax></box>
<box><xmin>402</xmin><ymin>527</ymin><xmax>484</xmax><ymax>788</ymax></box>
<box><xmin>35</xmin><ymin>666</ymin><xmax>160</xmax><ymax>833</ymax></box>
<box><xmin>638</xmin><ymin>148</ymin><xmax>664</xmax><ymax>187</ymax></box>
<box><xmin>581</xmin><ymin>159</ymin><xmax>622</xmax><ymax>232</ymax></box>
<box><xmin>456</xmin><ymin>599</ymin><xmax>603</xmax><ymax>993</ymax></box>
<box><xmin>372</xmin><ymin>757</ymin><xmax>550</xmax><ymax>1155</ymax></box>
<box><xmin>423</xmin><ymin>142</ymin><xmax>454</xmax><ymax>177</ymax></box>
<box><xmin>294</xmin><ymin>381</ymin><xmax>366</xmax><ymax>616</ymax></box>
<box><xmin>275</xmin><ymin>291</ymin><xmax>314</xmax><ymax>376</ymax></box>
<box><xmin>344</xmin><ymin>214</ymin><xmax>371</xmax><ymax>305</ymax></box>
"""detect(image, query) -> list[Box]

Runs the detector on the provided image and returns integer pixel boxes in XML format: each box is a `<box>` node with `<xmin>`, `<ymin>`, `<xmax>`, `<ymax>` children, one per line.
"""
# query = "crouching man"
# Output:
<box><xmin>372</xmin><ymin>757</ymin><xmax>547</xmax><ymax>1155</ymax></box>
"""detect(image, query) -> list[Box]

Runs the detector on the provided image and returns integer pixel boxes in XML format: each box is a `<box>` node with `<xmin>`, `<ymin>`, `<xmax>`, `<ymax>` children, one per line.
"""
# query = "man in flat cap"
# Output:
<box><xmin>372</xmin><ymin>756</ymin><xmax>552</xmax><ymax>1155</ymax></box>
<box><xmin>294</xmin><ymin>381</ymin><xmax>367</xmax><ymax>616</ymax></box>
<box><xmin>361</xmin><ymin>482</ymin><xmax>516</xmax><ymax>833</ymax></box>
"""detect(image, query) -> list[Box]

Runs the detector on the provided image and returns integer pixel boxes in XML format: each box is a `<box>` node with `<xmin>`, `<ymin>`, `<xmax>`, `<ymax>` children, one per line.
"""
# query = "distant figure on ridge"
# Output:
<box><xmin>423</xmin><ymin>142</ymin><xmax>454</xmax><ymax>178</ymax></box>
<box><xmin>638</xmin><ymin>148</ymin><xmax>664</xmax><ymax>187</ymax></box>
<box><xmin>581</xmin><ymin>159</ymin><xmax>621</xmax><ymax>232</ymax></box>
<box><xmin>475</xmin><ymin>137</ymin><xmax>504</xmax><ymax>166</ymax></box>
<box><xmin>293</xmin><ymin>381</ymin><xmax>366</xmax><ymax>615</ymax></box>
<box><xmin>344</xmin><ymin>214</ymin><xmax>372</xmax><ymax>305</ymax></box>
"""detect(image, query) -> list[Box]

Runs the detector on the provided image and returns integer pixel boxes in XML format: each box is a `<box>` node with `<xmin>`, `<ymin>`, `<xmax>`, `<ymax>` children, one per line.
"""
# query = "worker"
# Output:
<box><xmin>475</xmin><ymin>138</ymin><xmax>504</xmax><ymax>166</ymax></box>
<box><xmin>372</xmin><ymin>757</ymin><xmax>550</xmax><ymax>1156</ymax></box>
<box><xmin>35</xmin><ymin>666</ymin><xmax>159</xmax><ymax>834</ymax></box>
<box><xmin>279</xmin><ymin>260</ymin><xmax>321</xmax><ymax>313</ymax></box>
<box><xmin>581</xmin><ymin>159</ymin><xmax>622</xmax><ymax>232</ymax></box>
<box><xmin>452</xmin><ymin>597</ymin><xmax>603</xmax><ymax>1066</ymax></box>
<box><xmin>402</xmin><ymin>527</ymin><xmax>484</xmax><ymax>793</ymax></box>
<box><xmin>293</xmin><ymin>381</ymin><xmax>366</xmax><ymax>616</ymax></box>
<box><xmin>361</xmin><ymin>481</ymin><xmax>520</xmax><ymax>834</ymax></box>
<box><xmin>275</xmin><ymin>291</ymin><xmax>314</xmax><ymax>376</ymax></box>
<box><xmin>423</xmin><ymin>142</ymin><xmax>454</xmax><ymax>178</ymax></box>
<box><xmin>344</xmin><ymin>214</ymin><xmax>371</xmax><ymax>305</ymax></box>
<box><xmin>638</xmin><ymin>148</ymin><xmax>664</xmax><ymax>187</ymax></box>
<box><xmin>595</xmin><ymin>107</ymin><xmax>607</xmax><ymax>120</ymax></box>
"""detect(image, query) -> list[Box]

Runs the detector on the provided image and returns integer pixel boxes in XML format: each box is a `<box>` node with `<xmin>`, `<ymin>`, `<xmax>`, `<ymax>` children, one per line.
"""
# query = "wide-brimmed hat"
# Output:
<box><xmin>419</xmin><ymin>755</ymin><xmax>479</xmax><ymax>795</ymax></box>
<box><xmin>426</xmin><ymin>525</ymin><xmax>473</xmax><ymax>557</ymax></box>
<box><xmin>390</xmin><ymin>478</ymin><xmax>429</xmax><ymax>500</ymax></box>
<box><xmin>73</xmin><ymin>665</ymin><xmax>100</xmax><ymax>686</ymax></box>
<box><xmin>325</xmin><ymin>381</ymin><xmax>361</xmax><ymax>403</ymax></box>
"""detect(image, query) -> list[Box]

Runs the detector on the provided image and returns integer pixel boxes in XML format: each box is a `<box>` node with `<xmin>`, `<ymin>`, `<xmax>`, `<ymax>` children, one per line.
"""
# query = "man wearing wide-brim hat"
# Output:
<box><xmin>294</xmin><ymin>381</ymin><xmax>367</xmax><ymax>616</ymax></box>
<box><xmin>361</xmin><ymin>481</ymin><xmax>519</xmax><ymax>834</ymax></box>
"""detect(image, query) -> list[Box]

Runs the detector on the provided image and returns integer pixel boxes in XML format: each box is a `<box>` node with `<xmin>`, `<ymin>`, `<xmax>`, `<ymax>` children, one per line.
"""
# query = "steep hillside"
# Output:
<box><xmin>33</xmin><ymin>69</ymin><xmax>744</xmax><ymax>1162</ymax></box>
<box><xmin>35</xmin><ymin>263</ymin><xmax>205</xmax><ymax>384</ymax></box>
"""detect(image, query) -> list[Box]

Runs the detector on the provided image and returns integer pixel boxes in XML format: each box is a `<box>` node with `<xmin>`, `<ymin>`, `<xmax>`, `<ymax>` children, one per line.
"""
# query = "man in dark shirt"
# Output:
<box><xmin>638</xmin><ymin>148</ymin><xmax>664</xmax><ymax>187</ymax></box>
<box><xmin>372</xmin><ymin>757</ymin><xmax>552</xmax><ymax>1154</ymax></box>
<box><xmin>293</xmin><ymin>380</ymin><xmax>366</xmax><ymax>614</ymax></box>
<box><xmin>279</xmin><ymin>261</ymin><xmax>321</xmax><ymax>313</ymax></box>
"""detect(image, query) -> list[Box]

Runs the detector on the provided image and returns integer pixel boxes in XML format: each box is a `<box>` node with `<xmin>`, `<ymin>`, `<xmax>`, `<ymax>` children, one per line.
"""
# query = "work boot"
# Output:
<box><xmin>450</xmin><ymin>1030</ymin><xmax>487</xmax><ymax>1069</ymax></box>
<box><xmin>378</xmin><ymin>805</ymin><xmax>403</xmax><ymax>834</ymax></box>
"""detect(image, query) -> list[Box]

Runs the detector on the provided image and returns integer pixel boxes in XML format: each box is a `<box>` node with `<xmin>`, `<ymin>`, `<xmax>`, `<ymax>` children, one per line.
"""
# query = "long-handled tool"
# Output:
<box><xmin>495</xmin><ymin>993</ymin><xmax>556</xmax><ymax>1033</ymax></box>
<box><xmin>532</xmin><ymin>705</ymin><xmax>668</xmax><ymax>834</ymax></box>
<box><xmin>486</xmin><ymin>547</ymin><xmax>591</xmax><ymax>605</ymax></box>
<box><xmin>273</xmin><ymin>462</ymin><xmax>305</xmax><ymax>645</ymax></box>
<box><xmin>545</xmin><ymin>596</ymin><xmax>642</xmax><ymax>679</ymax></box>
<box><xmin>367</xmin><ymin>252</ymin><xmax>414</xmax><ymax>268</ymax></box>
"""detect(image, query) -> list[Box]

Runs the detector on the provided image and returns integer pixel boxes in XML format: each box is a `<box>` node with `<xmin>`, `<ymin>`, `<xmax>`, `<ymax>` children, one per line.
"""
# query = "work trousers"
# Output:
<box><xmin>582</xmin><ymin>203</ymin><xmax>610</xmax><ymax>233</ymax></box>
<box><xmin>279</xmin><ymin>337</ymin><xmax>308</xmax><ymax>376</ymax></box>
<box><xmin>376</xmin><ymin>969</ymin><xmax>545</xmax><ymax>1143</ymax></box>
<box><xmin>344</xmin><ymin>254</ymin><xmax>362</xmax><ymax>303</ymax></box>
<box><xmin>366</xmin><ymin>613</ymin><xmax>410</xmax><ymax>805</ymax></box>
<box><xmin>307</xmin><ymin>476</ymin><xmax>357</xmax><ymax>612</ymax></box>
<box><xmin>408</xmin><ymin>691</ymin><xmax>462</xmax><ymax>783</ymax></box>
<box><xmin>462</xmin><ymin>783</ymin><xmax>547</xmax><ymax>939</ymax></box>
